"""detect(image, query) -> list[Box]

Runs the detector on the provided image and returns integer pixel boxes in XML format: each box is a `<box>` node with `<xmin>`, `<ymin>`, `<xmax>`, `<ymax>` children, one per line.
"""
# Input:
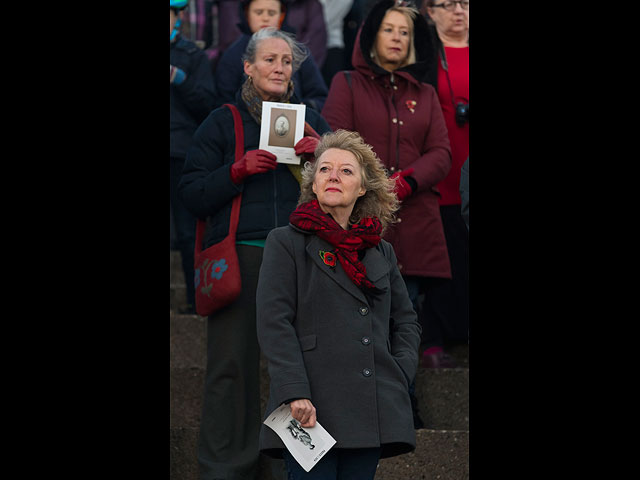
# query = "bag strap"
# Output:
<box><xmin>224</xmin><ymin>103</ymin><xmax>244</xmax><ymax>237</ymax></box>
<box><xmin>195</xmin><ymin>103</ymin><xmax>245</xmax><ymax>255</ymax></box>
<box><xmin>343</xmin><ymin>70</ymin><xmax>352</xmax><ymax>90</ymax></box>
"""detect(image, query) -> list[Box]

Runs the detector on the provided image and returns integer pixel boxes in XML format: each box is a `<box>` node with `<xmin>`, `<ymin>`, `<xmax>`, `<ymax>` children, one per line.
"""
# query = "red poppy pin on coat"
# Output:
<box><xmin>319</xmin><ymin>250</ymin><xmax>336</xmax><ymax>267</ymax></box>
<box><xmin>406</xmin><ymin>100</ymin><xmax>417</xmax><ymax>113</ymax></box>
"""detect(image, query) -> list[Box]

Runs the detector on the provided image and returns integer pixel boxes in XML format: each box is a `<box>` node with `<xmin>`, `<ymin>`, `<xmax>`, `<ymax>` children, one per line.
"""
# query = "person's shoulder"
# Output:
<box><xmin>376</xmin><ymin>238</ymin><xmax>397</xmax><ymax>261</ymax></box>
<box><xmin>345</xmin><ymin>69</ymin><xmax>370</xmax><ymax>87</ymax></box>
<box><xmin>304</xmin><ymin>108</ymin><xmax>331</xmax><ymax>133</ymax></box>
<box><xmin>305</xmin><ymin>107</ymin><xmax>323</xmax><ymax>122</ymax></box>
<box><xmin>175</xmin><ymin>36</ymin><xmax>201</xmax><ymax>54</ymax></box>
<box><xmin>378</xmin><ymin>237</ymin><xmax>391</xmax><ymax>251</ymax></box>
<box><xmin>194</xmin><ymin>103</ymin><xmax>236</xmax><ymax>137</ymax></box>
<box><xmin>266</xmin><ymin>225</ymin><xmax>306</xmax><ymax>251</ymax></box>
<box><xmin>204</xmin><ymin>103</ymin><xmax>236</xmax><ymax>121</ymax></box>
<box><xmin>267</xmin><ymin>224</ymin><xmax>301</xmax><ymax>241</ymax></box>
<box><xmin>224</xmin><ymin>34</ymin><xmax>251</xmax><ymax>56</ymax></box>
<box><xmin>418</xmin><ymin>79</ymin><xmax>437</xmax><ymax>92</ymax></box>
<box><xmin>216</xmin><ymin>35</ymin><xmax>250</xmax><ymax>72</ymax></box>
<box><xmin>413</xmin><ymin>79</ymin><xmax>438</xmax><ymax>99</ymax></box>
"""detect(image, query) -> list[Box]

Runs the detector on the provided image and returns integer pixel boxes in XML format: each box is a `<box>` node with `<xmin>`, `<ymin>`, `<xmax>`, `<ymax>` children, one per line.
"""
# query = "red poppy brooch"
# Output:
<box><xmin>406</xmin><ymin>100</ymin><xmax>417</xmax><ymax>114</ymax></box>
<box><xmin>319</xmin><ymin>250</ymin><xmax>336</xmax><ymax>268</ymax></box>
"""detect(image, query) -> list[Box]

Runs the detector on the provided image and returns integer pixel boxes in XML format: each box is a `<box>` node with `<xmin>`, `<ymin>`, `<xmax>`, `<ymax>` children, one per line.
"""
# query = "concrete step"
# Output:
<box><xmin>170</xmin><ymin>315</ymin><xmax>468</xmax><ymax>431</ymax></box>
<box><xmin>170</xmin><ymin>426</ymin><xmax>468</xmax><ymax>480</ymax></box>
<box><xmin>170</xmin><ymin>283</ymin><xmax>187</xmax><ymax>313</ymax></box>
<box><xmin>170</xmin><ymin>314</ymin><xmax>206</xmax><ymax>369</ymax></box>
<box><xmin>377</xmin><ymin>429</ymin><xmax>469</xmax><ymax>479</ymax></box>
<box><xmin>170</xmin><ymin>427</ymin><xmax>282</xmax><ymax>480</ymax></box>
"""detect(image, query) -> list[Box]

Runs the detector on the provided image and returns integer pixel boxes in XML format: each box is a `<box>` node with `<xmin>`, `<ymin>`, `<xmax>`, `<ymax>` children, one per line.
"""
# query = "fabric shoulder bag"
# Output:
<box><xmin>193</xmin><ymin>103</ymin><xmax>244</xmax><ymax>317</ymax></box>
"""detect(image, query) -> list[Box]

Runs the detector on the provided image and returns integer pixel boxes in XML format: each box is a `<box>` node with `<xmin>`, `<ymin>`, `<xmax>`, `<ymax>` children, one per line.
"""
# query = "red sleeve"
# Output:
<box><xmin>321</xmin><ymin>71</ymin><xmax>355</xmax><ymax>132</ymax></box>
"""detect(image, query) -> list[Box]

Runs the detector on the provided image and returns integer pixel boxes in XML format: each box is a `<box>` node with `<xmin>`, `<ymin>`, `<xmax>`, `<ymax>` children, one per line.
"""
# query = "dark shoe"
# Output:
<box><xmin>422</xmin><ymin>350</ymin><xmax>458</xmax><ymax>368</ymax></box>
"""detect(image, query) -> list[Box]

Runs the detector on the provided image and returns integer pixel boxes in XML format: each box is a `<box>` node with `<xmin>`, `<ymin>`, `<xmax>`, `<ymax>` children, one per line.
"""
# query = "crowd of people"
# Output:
<box><xmin>170</xmin><ymin>1</ymin><xmax>468</xmax><ymax>479</ymax></box>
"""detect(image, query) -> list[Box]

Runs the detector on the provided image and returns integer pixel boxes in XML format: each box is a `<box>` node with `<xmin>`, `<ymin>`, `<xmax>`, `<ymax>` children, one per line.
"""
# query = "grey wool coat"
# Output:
<box><xmin>256</xmin><ymin>224</ymin><xmax>421</xmax><ymax>459</ymax></box>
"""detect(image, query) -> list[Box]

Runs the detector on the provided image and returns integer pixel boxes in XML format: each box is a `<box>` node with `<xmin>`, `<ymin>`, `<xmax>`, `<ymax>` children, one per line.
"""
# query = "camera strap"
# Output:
<box><xmin>439</xmin><ymin>47</ymin><xmax>459</xmax><ymax>112</ymax></box>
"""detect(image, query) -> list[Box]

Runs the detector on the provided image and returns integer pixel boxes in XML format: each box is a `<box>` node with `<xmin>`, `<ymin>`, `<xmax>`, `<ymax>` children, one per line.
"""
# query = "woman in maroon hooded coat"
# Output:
<box><xmin>322</xmin><ymin>1</ymin><xmax>451</xmax><ymax>331</ymax></box>
<box><xmin>322</xmin><ymin>0</ymin><xmax>451</xmax><ymax>428</ymax></box>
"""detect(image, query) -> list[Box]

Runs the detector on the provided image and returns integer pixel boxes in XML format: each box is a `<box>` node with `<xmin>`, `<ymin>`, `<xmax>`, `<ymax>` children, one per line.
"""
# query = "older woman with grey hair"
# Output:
<box><xmin>256</xmin><ymin>129</ymin><xmax>421</xmax><ymax>479</ymax></box>
<box><xmin>179</xmin><ymin>26</ymin><xmax>331</xmax><ymax>480</ymax></box>
<box><xmin>214</xmin><ymin>0</ymin><xmax>328</xmax><ymax>112</ymax></box>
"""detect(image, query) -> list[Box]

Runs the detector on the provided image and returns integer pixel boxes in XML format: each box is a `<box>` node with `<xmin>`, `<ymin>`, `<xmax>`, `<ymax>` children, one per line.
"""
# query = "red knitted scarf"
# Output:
<box><xmin>289</xmin><ymin>199</ymin><xmax>384</xmax><ymax>296</ymax></box>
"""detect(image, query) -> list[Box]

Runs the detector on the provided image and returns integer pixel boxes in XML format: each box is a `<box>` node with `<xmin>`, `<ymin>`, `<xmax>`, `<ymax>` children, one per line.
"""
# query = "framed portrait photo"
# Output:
<box><xmin>259</xmin><ymin>101</ymin><xmax>306</xmax><ymax>164</ymax></box>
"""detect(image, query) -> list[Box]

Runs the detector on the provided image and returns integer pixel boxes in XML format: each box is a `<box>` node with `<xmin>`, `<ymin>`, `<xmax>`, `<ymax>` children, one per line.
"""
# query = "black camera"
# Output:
<box><xmin>455</xmin><ymin>102</ymin><xmax>469</xmax><ymax>127</ymax></box>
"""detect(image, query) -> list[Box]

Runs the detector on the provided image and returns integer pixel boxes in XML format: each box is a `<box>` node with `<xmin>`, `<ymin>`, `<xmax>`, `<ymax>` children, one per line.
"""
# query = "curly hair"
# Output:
<box><xmin>298</xmin><ymin>130</ymin><xmax>400</xmax><ymax>231</ymax></box>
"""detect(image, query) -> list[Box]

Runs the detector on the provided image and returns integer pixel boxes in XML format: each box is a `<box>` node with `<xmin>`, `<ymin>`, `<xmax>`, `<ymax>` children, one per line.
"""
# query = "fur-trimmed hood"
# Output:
<box><xmin>353</xmin><ymin>0</ymin><xmax>435</xmax><ymax>84</ymax></box>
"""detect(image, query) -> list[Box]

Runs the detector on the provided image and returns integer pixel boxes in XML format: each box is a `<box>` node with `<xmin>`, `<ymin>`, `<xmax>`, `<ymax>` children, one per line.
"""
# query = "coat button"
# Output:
<box><xmin>392</xmin><ymin>118</ymin><xmax>397</xmax><ymax>123</ymax></box>
<box><xmin>361</xmin><ymin>336</ymin><xmax>371</xmax><ymax>345</ymax></box>
<box><xmin>399</xmin><ymin>120</ymin><xmax>404</xmax><ymax>125</ymax></box>
<box><xmin>359</xmin><ymin>306</ymin><xmax>369</xmax><ymax>315</ymax></box>
<box><xmin>362</xmin><ymin>368</ymin><xmax>372</xmax><ymax>377</ymax></box>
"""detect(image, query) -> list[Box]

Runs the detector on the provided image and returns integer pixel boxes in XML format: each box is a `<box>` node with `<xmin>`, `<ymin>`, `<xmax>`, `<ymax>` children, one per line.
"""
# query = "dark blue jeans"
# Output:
<box><xmin>282</xmin><ymin>448</ymin><xmax>380</xmax><ymax>480</ymax></box>
<box><xmin>170</xmin><ymin>156</ymin><xmax>196</xmax><ymax>309</ymax></box>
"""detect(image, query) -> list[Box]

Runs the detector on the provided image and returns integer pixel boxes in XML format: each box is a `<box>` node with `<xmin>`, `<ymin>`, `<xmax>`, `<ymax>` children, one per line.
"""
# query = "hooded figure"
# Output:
<box><xmin>322</xmin><ymin>0</ymin><xmax>452</xmax><ymax>283</ymax></box>
<box><xmin>214</xmin><ymin>0</ymin><xmax>328</xmax><ymax>111</ymax></box>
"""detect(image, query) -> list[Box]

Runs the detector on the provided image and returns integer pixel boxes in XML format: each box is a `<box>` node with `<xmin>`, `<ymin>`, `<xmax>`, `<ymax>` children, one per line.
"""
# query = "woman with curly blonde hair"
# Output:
<box><xmin>256</xmin><ymin>129</ymin><xmax>421</xmax><ymax>479</ymax></box>
<box><xmin>298</xmin><ymin>129</ymin><xmax>399</xmax><ymax>231</ymax></box>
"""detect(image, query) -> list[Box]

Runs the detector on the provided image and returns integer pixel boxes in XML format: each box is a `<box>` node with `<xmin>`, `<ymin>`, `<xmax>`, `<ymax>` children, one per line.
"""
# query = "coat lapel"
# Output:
<box><xmin>361</xmin><ymin>245</ymin><xmax>390</xmax><ymax>285</ymax></box>
<box><xmin>306</xmin><ymin>236</ymin><xmax>391</xmax><ymax>305</ymax></box>
<box><xmin>306</xmin><ymin>236</ymin><xmax>369</xmax><ymax>305</ymax></box>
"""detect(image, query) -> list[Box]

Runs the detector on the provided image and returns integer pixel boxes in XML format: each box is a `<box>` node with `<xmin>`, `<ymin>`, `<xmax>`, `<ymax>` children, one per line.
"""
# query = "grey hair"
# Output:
<box><xmin>241</xmin><ymin>27</ymin><xmax>309</xmax><ymax>73</ymax></box>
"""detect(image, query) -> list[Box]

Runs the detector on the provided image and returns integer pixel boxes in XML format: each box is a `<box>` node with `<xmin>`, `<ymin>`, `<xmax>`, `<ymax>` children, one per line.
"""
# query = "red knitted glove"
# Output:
<box><xmin>294</xmin><ymin>136</ymin><xmax>320</xmax><ymax>157</ymax></box>
<box><xmin>230</xmin><ymin>149</ymin><xmax>278</xmax><ymax>184</ymax></box>
<box><xmin>390</xmin><ymin>168</ymin><xmax>415</xmax><ymax>202</ymax></box>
